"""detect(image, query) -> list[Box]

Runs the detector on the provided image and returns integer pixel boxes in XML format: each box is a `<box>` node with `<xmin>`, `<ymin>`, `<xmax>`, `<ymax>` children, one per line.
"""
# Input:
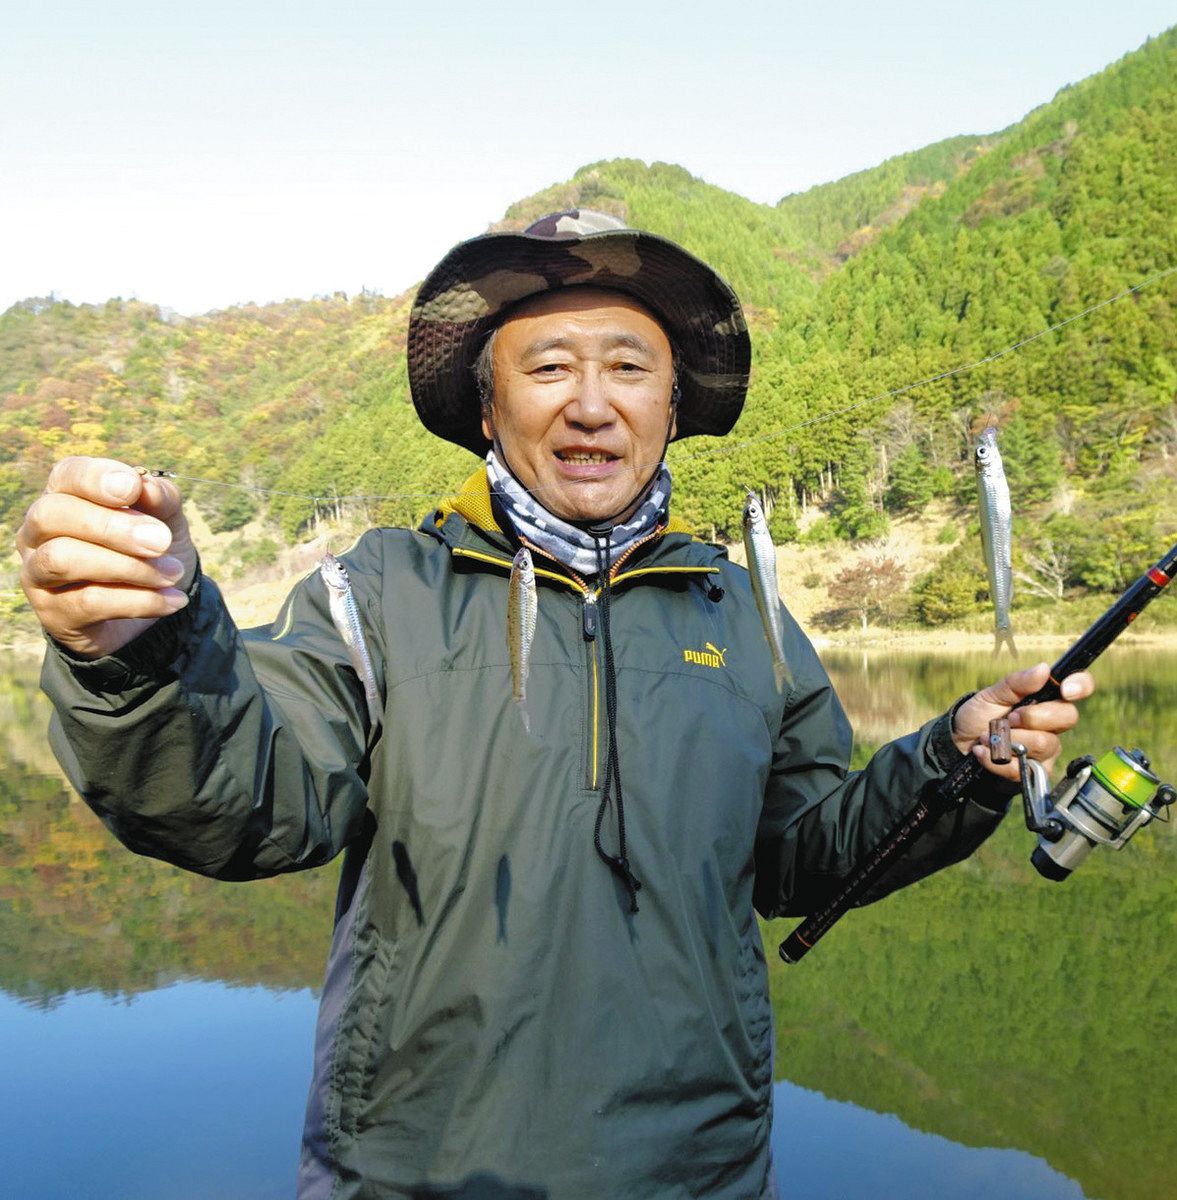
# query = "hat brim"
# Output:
<box><xmin>407</xmin><ymin>227</ymin><xmax>751</xmax><ymax>455</ymax></box>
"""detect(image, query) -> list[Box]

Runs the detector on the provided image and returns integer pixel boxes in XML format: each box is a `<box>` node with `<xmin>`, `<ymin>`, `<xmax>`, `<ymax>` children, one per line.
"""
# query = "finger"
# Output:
<box><xmin>973</xmin><ymin>731</ymin><xmax>1065</xmax><ymax>780</ymax></box>
<box><xmin>19</xmin><ymin>492</ymin><xmax>174</xmax><ymax>558</ymax></box>
<box><xmin>39</xmin><ymin>582</ymin><xmax>189</xmax><ymax>628</ymax></box>
<box><xmin>1010</xmin><ymin>730</ymin><xmax>1063</xmax><ymax>764</ymax></box>
<box><xmin>970</xmin><ymin>743</ymin><xmax>1022</xmax><ymax>783</ymax></box>
<box><xmin>130</xmin><ymin>472</ymin><xmax>186</xmax><ymax>525</ymax></box>
<box><xmin>23</xmin><ymin>537</ymin><xmax>186</xmax><ymax>591</ymax></box>
<box><xmin>1057</xmin><ymin>671</ymin><xmax>1094</xmax><ymax>702</ymax></box>
<box><xmin>1009</xmin><ymin>701</ymin><xmax>1082</xmax><ymax>736</ymax></box>
<box><xmin>44</xmin><ymin>457</ymin><xmax>147</xmax><ymax>508</ymax></box>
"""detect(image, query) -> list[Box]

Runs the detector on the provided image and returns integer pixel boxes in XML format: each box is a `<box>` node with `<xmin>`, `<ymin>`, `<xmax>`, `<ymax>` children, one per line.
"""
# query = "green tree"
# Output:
<box><xmin>911</xmin><ymin>549</ymin><xmax>986</xmax><ymax>625</ymax></box>
<box><xmin>831</xmin><ymin>456</ymin><xmax>889</xmax><ymax>540</ymax></box>
<box><xmin>884</xmin><ymin>443</ymin><xmax>933</xmax><ymax>513</ymax></box>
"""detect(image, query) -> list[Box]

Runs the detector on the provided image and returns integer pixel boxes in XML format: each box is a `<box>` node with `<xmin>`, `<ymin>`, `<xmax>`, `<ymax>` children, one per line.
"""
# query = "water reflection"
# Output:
<box><xmin>771</xmin><ymin>1081</ymin><xmax>1087</xmax><ymax>1200</ymax></box>
<box><xmin>0</xmin><ymin>654</ymin><xmax>336</xmax><ymax>1004</ymax></box>
<box><xmin>765</xmin><ymin>645</ymin><xmax>1177</xmax><ymax>1200</ymax></box>
<box><xmin>1</xmin><ymin>984</ymin><xmax>315</xmax><ymax>1199</ymax></box>
<box><xmin>2</xmin><ymin>648</ymin><xmax>1174</xmax><ymax>1199</ymax></box>
<box><xmin>822</xmin><ymin>645</ymin><xmax>1177</xmax><ymax>771</ymax></box>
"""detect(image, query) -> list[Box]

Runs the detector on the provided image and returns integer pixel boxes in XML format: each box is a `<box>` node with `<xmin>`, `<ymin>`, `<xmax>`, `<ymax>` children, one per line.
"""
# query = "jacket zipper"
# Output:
<box><xmin>577</xmin><ymin>533</ymin><xmax>720</xmax><ymax>790</ymax></box>
<box><xmin>451</xmin><ymin>544</ymin><xmax>603</xmax><ymax>789</ymax></box>
<box><xmin>450</xmin><ymin>543</ymin><xmax>720</xmax><ymax>793</ymax></box>
<box><xmin>582</xmin><ymin>594</ymin><xmax>601</xmax><ymax>789</ymax></box>
<box><xmin>513</xmin><ymin>541</ymin><xmax>603</xmax><ymax>792</ymax></box>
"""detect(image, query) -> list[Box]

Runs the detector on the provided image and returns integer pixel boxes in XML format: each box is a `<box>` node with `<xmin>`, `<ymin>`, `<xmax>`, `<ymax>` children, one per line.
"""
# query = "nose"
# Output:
<box><xmin>565</xmin><ymin>366</ymin><xmax>614</xmax><ymax>430</ymax></box>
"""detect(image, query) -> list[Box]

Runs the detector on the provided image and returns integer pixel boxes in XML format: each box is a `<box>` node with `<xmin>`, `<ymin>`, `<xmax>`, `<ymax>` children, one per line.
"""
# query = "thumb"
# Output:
<box><xmin>974</xmin><ymin>661</ymin><xmax>1051</xmax><ymax>710</ymax></box>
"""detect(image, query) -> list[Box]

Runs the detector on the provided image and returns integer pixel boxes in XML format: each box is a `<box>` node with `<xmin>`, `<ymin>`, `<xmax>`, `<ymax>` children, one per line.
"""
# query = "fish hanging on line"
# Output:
<box><xmin>319</xmin><ymin>552</ymin><xmax>383</xmax><ymax>728</ymax></box>
<box><xmin>507</xmin><ymin>547</ymin><xmax>538</xmax><ymax>731</ymax></box>
<box><xmin>742</xmin><ymin>490</ymin><xmax>790</xmax><ymax>691</ymax></box>
<box><xmin>974</xmin><ymin>426</ymin><xmax>1017</xmax><ymax>656</ymax></box>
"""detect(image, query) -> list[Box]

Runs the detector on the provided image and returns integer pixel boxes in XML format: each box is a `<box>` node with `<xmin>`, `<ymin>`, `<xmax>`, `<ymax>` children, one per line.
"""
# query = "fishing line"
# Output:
<box><xmin>120</xmin><ymin>262</ymin><xmax>1177</xmax><ymax>512</ymax></box>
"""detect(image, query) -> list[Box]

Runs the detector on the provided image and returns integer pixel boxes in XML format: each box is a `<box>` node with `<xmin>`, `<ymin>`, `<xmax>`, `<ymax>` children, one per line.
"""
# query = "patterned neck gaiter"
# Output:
<box><xmin>486</xmin><ymin>449</ymin><xmax>672</xmax><ymax>578</ymax></box>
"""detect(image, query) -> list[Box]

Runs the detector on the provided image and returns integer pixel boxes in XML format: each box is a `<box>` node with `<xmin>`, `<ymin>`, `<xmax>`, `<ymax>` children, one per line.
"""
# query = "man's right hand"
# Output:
<box><xmin>17</xmin><ymin>456</ymin><xmax>200</xmax><ymax>660</ymax></box>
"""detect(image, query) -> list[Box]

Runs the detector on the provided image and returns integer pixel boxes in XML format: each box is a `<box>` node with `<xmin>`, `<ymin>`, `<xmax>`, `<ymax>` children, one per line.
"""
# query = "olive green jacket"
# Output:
<box><xmin>42</xmin><ymin>471</ymin><xmax>1007</xmax><ymax>1200</ymax></box>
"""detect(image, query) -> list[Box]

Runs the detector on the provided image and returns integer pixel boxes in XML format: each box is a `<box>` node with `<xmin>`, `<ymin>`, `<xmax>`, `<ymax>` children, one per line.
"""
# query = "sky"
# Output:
<box><xmin>2</xmin><ymin>1</ymin><xmax>1174</xmax><ymax>316</ymax></box>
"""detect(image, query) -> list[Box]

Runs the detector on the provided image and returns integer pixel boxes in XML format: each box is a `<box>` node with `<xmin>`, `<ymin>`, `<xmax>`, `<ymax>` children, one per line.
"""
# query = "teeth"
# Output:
<box><xmin>561</xmin><ymin>452</ymin><xmax>612</xmax><ymax>464</ymax></box>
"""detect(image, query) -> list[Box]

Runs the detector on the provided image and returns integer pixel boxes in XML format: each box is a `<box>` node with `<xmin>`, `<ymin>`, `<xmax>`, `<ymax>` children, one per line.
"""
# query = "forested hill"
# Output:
<box><xmin>2</xmin><ymin>27</ymin><xmax>1175</xmax><ymax>625</ymax></box>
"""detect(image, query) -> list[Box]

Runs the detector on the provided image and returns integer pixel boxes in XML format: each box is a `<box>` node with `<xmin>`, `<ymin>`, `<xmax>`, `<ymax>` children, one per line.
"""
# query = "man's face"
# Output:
<box><xmin>481</xmin><ymin>287</ymin><xmax>676</xmax><ymax>524</ymax></box>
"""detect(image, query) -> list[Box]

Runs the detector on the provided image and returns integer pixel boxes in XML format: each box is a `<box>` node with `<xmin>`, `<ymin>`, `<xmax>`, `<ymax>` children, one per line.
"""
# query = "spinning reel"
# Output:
<box><xmin>990</xmin><ymin>719</ymin><xmax>1174</xmax><ymax>880</ymax></box>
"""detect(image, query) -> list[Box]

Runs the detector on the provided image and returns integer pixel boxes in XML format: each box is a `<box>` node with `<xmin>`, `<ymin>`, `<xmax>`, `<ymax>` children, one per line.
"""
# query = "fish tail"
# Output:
<box><xmin>993</xmin><ymin>628</ymin><xmax>1018</xmax><ymax>658</ymax></box>
<box><xmin>519</xmin><ymin>697</ymin><xmax>530</xmax><ymax>733</ymax></box>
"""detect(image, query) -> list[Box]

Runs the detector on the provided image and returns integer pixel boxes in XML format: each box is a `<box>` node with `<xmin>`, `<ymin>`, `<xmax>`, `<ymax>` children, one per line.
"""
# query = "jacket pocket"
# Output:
<box><xmin>335</xmin><ymin>930</ymin><xmax>396</xmax><ymax>1138</ymax></box>
<box><xmin>736</xmin><ymin>931</ymin><xmax>774</xmax><ymax>1104</ymax></box>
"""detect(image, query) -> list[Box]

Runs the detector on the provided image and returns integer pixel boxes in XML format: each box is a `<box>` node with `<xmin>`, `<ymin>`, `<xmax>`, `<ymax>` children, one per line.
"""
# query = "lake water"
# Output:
<box><xmin>2</xmin><ymin>645</ymin><xmax>1174</xmax><ymax>1199</ymax></box>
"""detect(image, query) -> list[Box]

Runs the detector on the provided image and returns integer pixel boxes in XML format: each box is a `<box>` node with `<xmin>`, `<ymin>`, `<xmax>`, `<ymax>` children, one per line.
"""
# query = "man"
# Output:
<box><xmin>19</xmin><ymin>211</ymin><xmax>1092</xmax><ymax>1199</ymax></box>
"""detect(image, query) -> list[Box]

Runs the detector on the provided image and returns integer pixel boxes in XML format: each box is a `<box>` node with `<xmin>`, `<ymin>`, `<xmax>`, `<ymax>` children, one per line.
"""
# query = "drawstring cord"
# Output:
<box><xmin>590</xmin><ymin>526</ymin><xmax>642</xmax><ymax>913</ymax></box>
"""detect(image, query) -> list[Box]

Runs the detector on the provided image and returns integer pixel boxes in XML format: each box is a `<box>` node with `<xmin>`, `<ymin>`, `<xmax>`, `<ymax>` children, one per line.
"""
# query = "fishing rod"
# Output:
<box><xmin>778</xmin><ymin>538</ymin><xmax>1177</xmax><ymax>965</ymax></box>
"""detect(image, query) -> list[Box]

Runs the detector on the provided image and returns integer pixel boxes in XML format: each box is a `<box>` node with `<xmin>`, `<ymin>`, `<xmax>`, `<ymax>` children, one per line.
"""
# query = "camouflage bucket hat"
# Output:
<box><xmin>407</xmin><ymin>209</ymin><xmax>752</xmax><ymax>455</ymax></box>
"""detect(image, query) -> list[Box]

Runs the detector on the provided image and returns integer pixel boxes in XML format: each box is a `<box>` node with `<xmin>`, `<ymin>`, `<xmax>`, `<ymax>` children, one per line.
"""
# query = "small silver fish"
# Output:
<box><xmin>507</xmin><ymin>547</ymin><xmax>538</xmax><ymax>731</ymax></box>
<box><xmin>974</xmin><ymin>427</ymin><xmax>1017</xmax><ymax>656</ymax></box>
<box><xmin>320</xmin><ymin>552</ymin><xmax>382</xmax><ymax>728</ymax></box>
<box><xmin>742</xmin><ymin>490</ymin><xmax>790</xmax><ymax>691</ymax></box>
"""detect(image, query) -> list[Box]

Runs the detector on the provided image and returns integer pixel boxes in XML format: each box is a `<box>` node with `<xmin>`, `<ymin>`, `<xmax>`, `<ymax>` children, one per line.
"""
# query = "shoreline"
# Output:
<box><xmin>809</xmin><ymin>626</ymin><xmax>1177</xmax><ymax>652</ymax></box>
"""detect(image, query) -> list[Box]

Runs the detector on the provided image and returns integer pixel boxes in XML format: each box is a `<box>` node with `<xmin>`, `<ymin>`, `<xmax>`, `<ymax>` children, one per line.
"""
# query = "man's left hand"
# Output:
<box><xmin>951</xmin><ymin>662</ymin><xmax>1095</xmax><ymax>784</ymax></box>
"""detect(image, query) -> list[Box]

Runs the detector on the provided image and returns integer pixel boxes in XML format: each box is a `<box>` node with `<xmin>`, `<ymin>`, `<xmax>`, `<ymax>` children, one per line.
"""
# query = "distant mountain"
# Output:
<box><xmin>496</xmin><ymin>158</ymin><xmax>821</xmax><ymax>310</ymax></box>
<box><xmin>2</xmin><ymin>28</ymin><xmax>1174</xmax><ymax>609</ymax></box>
<box><xmin>775</xmin><ymin>134</ymin><xmax>992</xmax><ymax>261</ymax></box>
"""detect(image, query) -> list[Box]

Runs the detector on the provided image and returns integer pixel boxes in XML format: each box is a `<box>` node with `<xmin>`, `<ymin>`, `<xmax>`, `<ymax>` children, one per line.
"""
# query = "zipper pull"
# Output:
<box><xmin>582</xmin><ymin>593</ymin><xmax>598</xmax><ymax>641</ymax></box>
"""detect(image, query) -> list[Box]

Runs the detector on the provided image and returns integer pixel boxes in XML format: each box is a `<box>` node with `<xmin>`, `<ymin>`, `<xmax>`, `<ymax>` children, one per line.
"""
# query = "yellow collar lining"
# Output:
<box><xmin>434</xmin><ymin>468</ymin><xmax>693</xmax><ymax>537</ymax></box>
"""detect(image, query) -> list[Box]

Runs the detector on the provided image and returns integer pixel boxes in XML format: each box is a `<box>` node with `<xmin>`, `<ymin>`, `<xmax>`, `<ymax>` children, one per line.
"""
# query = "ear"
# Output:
<box><xmin>480</xmin><ymin>406</ymin><xmax>495</xmax><ymax>442</ymax></box>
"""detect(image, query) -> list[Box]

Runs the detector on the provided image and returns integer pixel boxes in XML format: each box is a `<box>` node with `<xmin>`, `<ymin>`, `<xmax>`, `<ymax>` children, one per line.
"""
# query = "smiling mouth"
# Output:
<box><xmin>556</xmin><ymin>450</ymin><xmax>618</xmax><ymax>465</ymax></box>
